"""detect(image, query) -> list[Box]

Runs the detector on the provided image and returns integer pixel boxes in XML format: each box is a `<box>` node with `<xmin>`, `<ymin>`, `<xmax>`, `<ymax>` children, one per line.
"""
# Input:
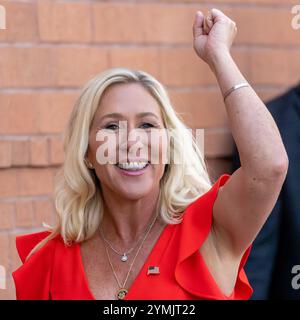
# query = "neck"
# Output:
<box><xmin>99</xmin><ymin>187</ymin><xmax>162</xmax><ymax>247</ymax></box>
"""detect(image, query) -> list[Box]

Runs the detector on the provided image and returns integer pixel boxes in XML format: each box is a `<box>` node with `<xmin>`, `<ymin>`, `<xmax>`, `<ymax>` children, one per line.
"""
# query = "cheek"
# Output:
<box><xmin>148</xmin><ymin>137</ymin><xmax>168</xmax><ymax>165</ymax></box>
<box><xmin>151</xmin><ymin>163</ymin><xmax>166</xmax><ymax>181</ymax></box>
<box><xmin>93</xmin><ymin>164</ymin><xmax>117</xmax><ymax>188</ymax></box>
<box><xmin>88</xmin><ymin>131</ymin><xmax>101</xmax><ymax>161</ymax></box>
<box><xmin>87</xmin><ymin>139</ymin><xmax>97</xmax><ymax>163</ymax></box>
<box><xmin>95</xmin><ymin>136</ymin><xmax>118</xmax><ymax>165</ymax></box>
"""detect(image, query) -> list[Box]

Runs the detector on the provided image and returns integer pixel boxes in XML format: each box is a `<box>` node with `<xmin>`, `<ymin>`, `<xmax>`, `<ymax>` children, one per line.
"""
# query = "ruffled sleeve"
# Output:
<box><xmin>174</xmin><ymin>173</ymin><xmax>253</xmax><ymax>300</ymax></box>
<box><xmin>12</xmin><ymin>231</ymin><xmax>56</xmax><ymax>300</ymax></box>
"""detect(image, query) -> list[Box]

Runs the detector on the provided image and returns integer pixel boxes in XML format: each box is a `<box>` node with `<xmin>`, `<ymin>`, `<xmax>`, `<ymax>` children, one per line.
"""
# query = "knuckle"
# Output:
<box><xmin>230</xmin><ymin>21</ymin><xmax>237</xmax><ymax>31</ymax></box>
<box><xmin>224</xmin><ymin>18</ymin><xmax>233</xmax><ymax>25</ymax></box>
<box><xmin>219</xmin><ymin>17</ymin><xmax>228</xmax><ymax>24</ymax></box>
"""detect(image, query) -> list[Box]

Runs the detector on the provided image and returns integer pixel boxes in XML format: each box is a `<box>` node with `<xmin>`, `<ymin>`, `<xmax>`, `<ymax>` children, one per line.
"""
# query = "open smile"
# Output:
<box><xmin>115</xmin><ymin>161</ymin><xmax>150</xmax><ymax>176</ymax></box>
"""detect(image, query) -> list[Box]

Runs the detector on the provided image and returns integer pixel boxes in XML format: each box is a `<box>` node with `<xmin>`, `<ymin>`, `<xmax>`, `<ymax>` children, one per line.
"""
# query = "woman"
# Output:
<box><xmin>12</xmin><ymin>8</ymin><xmax>288</xmax><ymax>300</ymax></box>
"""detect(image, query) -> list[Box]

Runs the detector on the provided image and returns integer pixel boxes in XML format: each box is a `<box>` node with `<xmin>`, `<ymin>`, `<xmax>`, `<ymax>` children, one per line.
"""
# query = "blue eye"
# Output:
<box><xmin>140</xmin><ymin>123</ymin><xmax>155</xmax><ymax>129</ymax></box>
<box><xmin>103</xmin><ymin>122</ymin><xmax>156</xmax><ymax>130</ymax></box>
<box><xmin>105</xmin><ymin>124</ymin><xmax>119</xmax><ymax>130</ymax></box>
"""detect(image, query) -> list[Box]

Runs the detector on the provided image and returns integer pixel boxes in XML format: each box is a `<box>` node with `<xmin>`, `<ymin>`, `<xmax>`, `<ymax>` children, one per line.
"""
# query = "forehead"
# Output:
<box><xmin>96</xmin><ymin>82</ymin><xmax>162</xmax><ymax>118</ymax></box>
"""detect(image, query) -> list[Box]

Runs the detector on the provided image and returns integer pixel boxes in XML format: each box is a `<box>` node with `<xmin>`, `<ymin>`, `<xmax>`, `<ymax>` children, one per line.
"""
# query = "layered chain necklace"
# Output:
<box><xmin>100</xmin><ymin>225</ymin><xmax>143</xmax><ymax>262</ymax></box>
<box><xmin>99</xmin><ymin>210</ymin><xmax>159</xmax><ymax>300</ymax></box>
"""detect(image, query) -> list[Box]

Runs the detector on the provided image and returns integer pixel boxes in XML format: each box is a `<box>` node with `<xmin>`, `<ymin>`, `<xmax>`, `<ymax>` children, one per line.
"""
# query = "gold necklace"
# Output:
<box><xmin>99</xmin><ymin>218</ymin><xmax>152</xmax><ymax>262</ymax></box>
<box><xmin>100</xmin><ymin>210</ymin><xmax>159</xmax><ymax>300</ymax></box>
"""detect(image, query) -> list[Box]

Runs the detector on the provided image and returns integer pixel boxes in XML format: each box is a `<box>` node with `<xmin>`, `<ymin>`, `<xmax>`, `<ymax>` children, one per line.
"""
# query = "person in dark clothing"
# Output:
<box><xmin>232</xmin><ymin>82</ymin><xmax>300</xmax><ymax>299</ymax></box>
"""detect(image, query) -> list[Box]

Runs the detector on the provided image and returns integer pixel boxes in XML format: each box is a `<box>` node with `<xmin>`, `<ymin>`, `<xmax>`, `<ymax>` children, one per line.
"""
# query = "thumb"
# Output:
<box><xmin>193</xmin><ymin>11</ymin><xmax>205</xmax><ymax>37</ymax></box>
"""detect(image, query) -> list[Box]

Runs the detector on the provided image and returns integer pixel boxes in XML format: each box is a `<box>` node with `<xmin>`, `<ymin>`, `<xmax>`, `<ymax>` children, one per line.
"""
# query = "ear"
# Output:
<box><xmin>84</xmin><ymin>149</ymin><xmax>94</xmax><ymax>169</ymax></box>
<box><xmin>85</xmin><ymin>147</ymin><xmax>92</xmax><ymax>162</ymax></box>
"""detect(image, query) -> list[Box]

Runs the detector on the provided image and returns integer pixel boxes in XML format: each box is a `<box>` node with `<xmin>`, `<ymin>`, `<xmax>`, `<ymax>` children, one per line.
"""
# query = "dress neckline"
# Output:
<box><xmin>76</xmin><ymin>222</ymin><xmax>171</xmax><ymax>300</ymax></box>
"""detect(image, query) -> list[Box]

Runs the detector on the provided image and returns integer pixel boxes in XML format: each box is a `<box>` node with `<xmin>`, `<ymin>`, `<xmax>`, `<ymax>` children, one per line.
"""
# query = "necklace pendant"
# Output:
<box><xmin>121</xmin><ymin>253</ymin><xmax>128</xmax><ymax>262</ymax></box>
<box><xmin>116</xmin><ymin>288</ymin><xmax>128</xmax><ymax>300</ymax></box>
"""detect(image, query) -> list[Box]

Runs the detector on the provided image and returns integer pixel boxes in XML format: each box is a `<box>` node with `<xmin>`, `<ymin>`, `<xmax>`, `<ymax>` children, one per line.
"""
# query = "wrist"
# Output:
<box><xmin>208</xmin><ymin>50</ymin><xmax>233</xmax><ymax>74</ymax></box>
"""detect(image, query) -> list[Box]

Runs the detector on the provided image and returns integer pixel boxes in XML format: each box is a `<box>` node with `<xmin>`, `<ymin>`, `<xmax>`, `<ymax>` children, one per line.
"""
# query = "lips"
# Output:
<box><xmin>116</xmin><ymin>161</ymin><xmax>149</xmax><ymax>171</ymax></box>
<box><xmin>115</xmin><ymin>161</ymin><xmax>150</xmax><ymax>176</ymax></box>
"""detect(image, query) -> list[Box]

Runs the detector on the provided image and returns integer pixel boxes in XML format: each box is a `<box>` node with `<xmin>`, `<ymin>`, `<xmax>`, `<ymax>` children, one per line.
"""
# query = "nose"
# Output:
<box><xmin>118</xmin><ymin>122</ymin><xmax>148</xmax><ymax>162</ymax></box>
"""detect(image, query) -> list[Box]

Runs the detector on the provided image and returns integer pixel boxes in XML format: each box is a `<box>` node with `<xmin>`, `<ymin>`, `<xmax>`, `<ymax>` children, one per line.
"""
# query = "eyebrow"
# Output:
<box><xmin>99</xmin><ymin>112</ymin><xmax>160</xmax><ymax>122</ymax></box>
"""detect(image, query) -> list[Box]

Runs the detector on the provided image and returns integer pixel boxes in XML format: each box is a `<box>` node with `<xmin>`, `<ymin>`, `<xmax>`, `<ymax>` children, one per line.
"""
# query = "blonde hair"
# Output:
<box><xmin>26</xmin><ymin>67</ymin><xmax>212</xmax><ymax>261</ymax></box>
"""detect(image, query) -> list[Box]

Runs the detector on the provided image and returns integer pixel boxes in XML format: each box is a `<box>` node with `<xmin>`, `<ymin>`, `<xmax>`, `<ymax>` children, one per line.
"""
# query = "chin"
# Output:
<box><xmin>114</xmin><ymin>182</ymin><xmax>155</xmax><ymax>200</ymax></box>
<box><xmin>97</xmin><ymin>163</ymin><xmax>163</xmax><ymax>200</ymax></box>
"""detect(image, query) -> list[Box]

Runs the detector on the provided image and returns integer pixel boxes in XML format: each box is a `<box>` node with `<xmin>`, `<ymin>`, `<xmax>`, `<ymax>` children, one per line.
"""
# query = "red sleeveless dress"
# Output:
<box><xmin>12</xmin><ymin>174</ymin><xmax>253</xmax><ymax>300</ymax></box>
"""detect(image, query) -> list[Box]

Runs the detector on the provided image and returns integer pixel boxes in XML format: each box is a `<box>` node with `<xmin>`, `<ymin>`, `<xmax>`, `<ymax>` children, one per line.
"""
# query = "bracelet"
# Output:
<box><xmin>223</xmin><ymin>82</ymin><xmax>249</xmax><ymax>102</ymax></box>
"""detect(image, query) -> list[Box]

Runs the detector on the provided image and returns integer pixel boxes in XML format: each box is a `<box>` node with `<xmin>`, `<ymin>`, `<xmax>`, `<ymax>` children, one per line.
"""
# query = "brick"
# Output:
<box><xmin>0</xmin><ymin>202</ymin><xmax>14</xmax><ymax>230</ymax></box>
<box><xmin>196</xmin><ymin>49</ymin><xmax>300</xmax><ymax>88</ymax></box>
<box><xmin>256</xmin><ymin>88</ymin><xmax>288</xmax><ymax>104</ymax></box>
<box><xmin>11</xmin><ymin>139</ymin><xmax>30</xmax><ymax>166</ymax></box>
<box><xmin>93</xmin><ymin>3</ymin><xmax>145</xmax><ymax>43</ymax></box>
<box><xmin>9</xmin><ymin>228</ymin><xmax>45</xmax><ymax>272</ymax></box>
<box><xmin>17</xmin><ymin>168</ymin><xmax>54</xmax><ymax>197</ymax></box>
<box><xmin>15</xmin><ymin>200</ymin><xmax>34</xmax><ymax>228</ymax></box>
<box><xmin>109</xmin><ymin>47</ymin><xmax>160</xmax><ymax>80</ymax></box>
<box><xmin>286</xmin><ymin>50</ymin><xmax>300</xmax><ymax>85</ymax></box>
<box><xmin>204</xmin><ymin>128</ymin><xmax>234</xmax><ymax>158</ymax></box>
<box><xmin>165</xmin><ymin>0</ymin><xmax>294</xmax><ymax>2</ymax></box>
<box><xmin>0</xmin><ymin>94</ymin><xmax>39</xmax><ymax>134</ymax></box>
<box><xmin>55</xmin><ymin>47</ymin><xmax>109</xmax><ymax>87</ymax></box>
<box><xmin>10</xmin><ymin>232</ymin><xmax>22</xmax><ymax>273</ymax></box>
<box><xmin>37</xmin><ymin>92</ymin><xmax>77</xmax><ymax>134</ymax></box>
<box><xmin>0</xmin><ymin>1</ymin><xmax>38</xmax><ymax>42</ymax></box>
<box><xmin>169</xmin><ymin>89</ymin><xmax>228</xmax><ymax>129</ymax></box>
<box><xmin>172</xmin><ymin>86</ymin><xmax>289</xmax><ymax>130</ymax></box>
<box><xmin>38</xmin><ymin>0</ymin><xmax>92</xmax><ymax>43</ymax></box>
<box><xmin>34</xmin><ymin>198</ymin><xmax>54</xmax><ymax>228</ymax></box>
<box><xmin>9</xmin><ymin>229</ymin><xmax>46</xmax><ymax>274</ymax></box>
<box><xmin>0</xmin><ymin>92</ymin><xmax>77</xmax><ymax>135</ymax></box>
<box><xmin>0</xmin><ymin>169</ymin><xmax>18</xmax><ymax>198</ymax></box>
<box><xmin>0</xmin><ymin>234</ymin><xmax>9</xmax><ymax>270</ymax></box>
<box><xmin>0</xmin><ymin>46</ymin><xmax>110</xmax><ymax>89</ymax></box>
<box><xmin>0</xmin><ymin>168</ymin><xmax>55</xmax><ymax>198</ymax></box>
<box><xmin>231</xmin><ymin>7</ymin><xmax>299</xmax><ymax>46</ymax></box>
<box><xmin>160</xmin><ymin>47</ymin><xmax>252</xmax><ymax>87</ymax></box>
<box><xmin>160</xmin><ymin>47</ymin><xmax>216</xmax><ymax>87</ymax></box>
<box><xmin>49</xmin><ymin>136</ymin><xmax>64</xmax><ymax>165</ymax></box>
<box><xmin>249</xmin><ymin>49</ymin><xmax>290</xmax><ymax>85</ymax></box>
<box><xmin>0</xmin><ymin>47</ymin><xmax>56</xmax><ymax>88</ymax></box>
<box><xmin>0</xmin><ymin>277</ymin><xmax>16</xmax><ymax>300</ymax></box>
<box><xmin>29</xmin><ymin>137</ymin><xmax>49</xmax><ymax>166</ymax></box>
<box><xmin>93</xmin><ymin>3</ymin><xmax>194</xmax><ymax>44</ymax></box>
<box><xmin>0</xmin><ymin>140</ymin><xmax>12</xmax><ymax>168</ymax></box>
<box><xmin>93</xmin><ymin>3</ymin><xmax>299</xmax><ymax>46</ymax></box>
<box><xmin>6</xmin><ymin>0</ymin><xmax>300</xmax><ymax>302</ymax></box>
<box><xmin>9</xmin><ymin>231</ymin><xmax>44</xmax><ymax>273</ymax></box>
<box><xmin>0</xmin><ymin>47</ymin><xmax>109</xmax><ymax>88</ymax></box>
<box><xmin>230</xmin><ymin>50</ymin><xmax>252</xmax><ymax>81</ymax></box>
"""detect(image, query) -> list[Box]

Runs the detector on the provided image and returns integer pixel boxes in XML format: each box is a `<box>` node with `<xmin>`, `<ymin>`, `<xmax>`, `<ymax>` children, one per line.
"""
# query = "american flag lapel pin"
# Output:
<box><xmin>147</xmin><ymin>266</ymin><xmax>160</xmax><ymax>275</ymax></box>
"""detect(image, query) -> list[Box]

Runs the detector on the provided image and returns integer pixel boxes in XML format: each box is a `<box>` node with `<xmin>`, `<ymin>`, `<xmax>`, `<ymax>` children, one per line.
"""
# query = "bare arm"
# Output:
<box><xmin>210</xmin><ymin>51</ymin><xmax>288</xmax><ymax>179</ymax></box>
<box><xmin>210</xmin><ymin>50</ymin><xmax>288</xmax><ymax>257</ymax></box>
<box><xmin>193</xmin><ymin>8</ymin><xmax>288</xmax><ymax>260</ymax></box>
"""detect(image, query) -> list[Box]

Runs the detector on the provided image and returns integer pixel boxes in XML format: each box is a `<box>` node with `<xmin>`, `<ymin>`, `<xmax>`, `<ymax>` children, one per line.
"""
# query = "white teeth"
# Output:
<box><xmin>117</xmin><ymin>161</ymin><xmax>148</xmax><ymax>171</ymax></box>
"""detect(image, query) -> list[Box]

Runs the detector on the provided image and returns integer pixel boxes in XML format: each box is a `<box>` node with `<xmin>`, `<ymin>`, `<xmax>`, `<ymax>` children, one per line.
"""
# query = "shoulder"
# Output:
<box><xmin>174</xmin><ymin>173</ymin><xmax>252</xmax><ymax>300</ymax></box>
<box><xmin>15</xmin><ymin>230</ymin><xmax>58</xmax><ymax>264</ymax></box>
<box><xmin>184</xmin><ymin>173</ymin><xmax>231</xmax><ymax>219</ymax></box>
<box><xmin>176</xmin><ymin>173</ymin><xmax>232</xmax><ymax>259</ymax></box>
<box><xmin>12</xmin><ymin>230</ymin><xmax>67</xmax><ymax>300</ymax></box>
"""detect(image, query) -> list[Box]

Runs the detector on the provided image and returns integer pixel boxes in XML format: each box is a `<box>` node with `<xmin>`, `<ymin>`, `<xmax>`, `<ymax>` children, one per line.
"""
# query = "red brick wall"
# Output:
<box><xmin>0</xmin><ymin>0</ymin><xmax>299</xmax><ymax>299</ymax></box>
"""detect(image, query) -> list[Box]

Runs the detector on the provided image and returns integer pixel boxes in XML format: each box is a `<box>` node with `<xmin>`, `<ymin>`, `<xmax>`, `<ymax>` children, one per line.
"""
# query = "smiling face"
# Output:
<box><xmin>87</xmin><ymin>82</ymin><xmax>167</xmax><ymax>200</ymax></box>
